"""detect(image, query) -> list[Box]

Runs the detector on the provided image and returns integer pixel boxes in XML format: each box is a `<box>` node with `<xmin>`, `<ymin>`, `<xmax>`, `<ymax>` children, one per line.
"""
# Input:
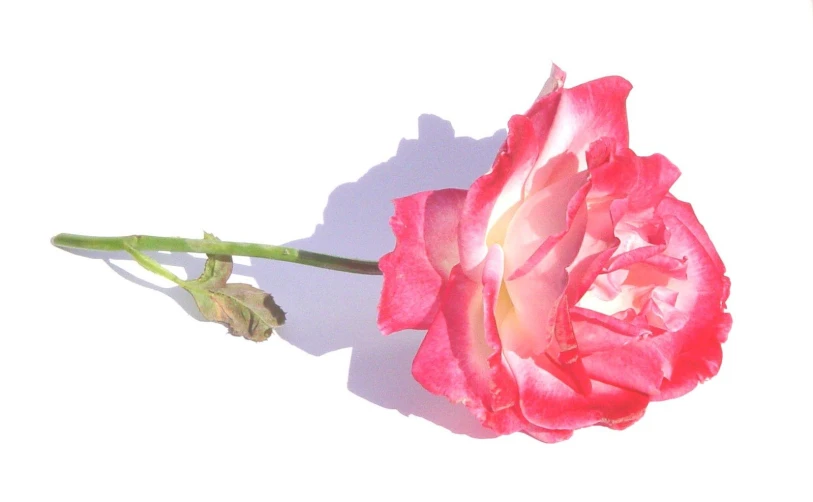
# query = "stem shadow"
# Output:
<box><xmin>63</xmin><ymin>248</ymin><xmax>207</xmax><ymax>322</ymax></box>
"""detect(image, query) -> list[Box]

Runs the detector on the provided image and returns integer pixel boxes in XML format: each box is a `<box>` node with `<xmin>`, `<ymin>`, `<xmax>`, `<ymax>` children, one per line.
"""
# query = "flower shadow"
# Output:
<box><xmin>71</xmin><ymin>115</ymin><xmax>506</xmax><ymax>438</ymax></box>
<box><xmin>249</xmin><ymin>115</ymin><xmax>505</xmax><ymax>438</ymax></box>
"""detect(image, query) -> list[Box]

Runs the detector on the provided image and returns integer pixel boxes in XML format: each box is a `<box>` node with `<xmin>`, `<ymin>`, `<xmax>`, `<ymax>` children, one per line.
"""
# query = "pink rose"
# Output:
<box><xmin>377</xmin><ymin>65</ymin><xmax>732</xmax><ymax>442</ymax></box>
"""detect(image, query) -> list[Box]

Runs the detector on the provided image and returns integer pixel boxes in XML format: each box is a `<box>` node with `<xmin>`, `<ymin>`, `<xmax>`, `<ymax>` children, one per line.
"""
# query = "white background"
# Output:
<box><xmin>2</xmin><ymin>1</ymin><xmax>812</xmax><ymax>500</ymax></box>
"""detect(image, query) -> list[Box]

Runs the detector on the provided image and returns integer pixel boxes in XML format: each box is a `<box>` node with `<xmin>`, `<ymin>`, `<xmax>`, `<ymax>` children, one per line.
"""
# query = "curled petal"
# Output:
<box><xmin>571</xmin><ymin>307</ymin><xmax>652</xmax><ymax>354</ymax></box>
<box><xmin>658</xmin><ymin>196</ymin><xmax>726</xmax><ymax>275</ymax></box>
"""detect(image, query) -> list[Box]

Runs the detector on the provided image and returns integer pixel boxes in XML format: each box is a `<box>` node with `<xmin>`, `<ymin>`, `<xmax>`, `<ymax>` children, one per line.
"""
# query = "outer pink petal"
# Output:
<box><xmin>655</xmin><ymin>313</ymin><xmax>731</xmax><ymax>400</ymax></box>
<box><xmin>525</xmin><ymin>427</ymin><xmax>574</xmax><ymax>443</ymax></box>
<box><xmin>412</xmin><ymin>261</ymin><xmax>568</xmax><ymax>439</ymax></box>
<box><xmin>482</xmin><ymin>404</ymin><xmax>574</xmax><ymax>443</ymax></box>
<box><xmin>650</xmin><ymin>198</ymin><xmax>731</xmax><ymax>399</ymax></box>
<box><xmin>505</xmin><ymin>350</ymin><xmax>649</xmax><ymax>431</ymax></box>
<box><xmin>377</xmin><ymin>189</ymin><xmax>467</xmax><ymax>335</ymax></box>
<box><xmin>582</xmin><ymin>341</ymin><xmax>666</xmax><ymax>395</ymax></box>
<box><xmin>524</xmin><ymin>76</ymin><xmax>633</xmax><ymax>196</ymax></box>
<box><xmin>410</xmin><ymin>292</ymin><xmax>471</xmax><ymax>406</ymax></box>
<box><xmin>658</xmin><ymin>206</ymin><xmax>728</xmax><ymax>330</ymax></box>
<box><xmin>412</xmin><ymin>264</ymin><xmax>503</xmax><ymax>417</ymax></box>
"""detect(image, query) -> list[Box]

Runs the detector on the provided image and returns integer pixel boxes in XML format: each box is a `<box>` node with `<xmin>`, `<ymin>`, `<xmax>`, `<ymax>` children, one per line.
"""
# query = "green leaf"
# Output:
<box><xmin>181</xmin><ymin>233</ymin><xmax>286</xmax><ymax>342</ymax></box>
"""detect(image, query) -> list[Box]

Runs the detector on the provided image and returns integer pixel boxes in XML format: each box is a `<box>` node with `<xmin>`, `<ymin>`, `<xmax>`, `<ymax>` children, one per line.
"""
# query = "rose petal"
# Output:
<box><xmin>481</xmin><ymin>245</ymin><xmax>519</xmax><ymax>411</ymax></box>
<box><xmin>549</xmin><ymin>299</ymin><xmax>592</xmax><ymax>395</ymax></box>
<box><xmin>627</xmin><ymin>153</ymin><xmax>681</xmax><ymax>211</ymax></box>
<box><xmin>505</xmin><ymin>350</ymin><xmax>650</xmax><ymax>430</ymax></box>
<box><xmin>565</xmin><ymin>244</ymin><xmax>619</xmax><ymax>305</ymax></box>
<box><xmin>524</xmin><ymin>76</ymin><xmax>633</xmax><ymax>196</ymax></box>
<box><xmin>458</xmin><ymin>115</ymin><xmax>540</xmax><ymax>278</ymax></box>
<box><xmin>484</xmin><ymin>403</ymin><xmax>574</xmax><ymax>443</ymax></box>
<box><xmin>606</xmin><ymin>245</ymin><xmax>667</xmax><ymax>272</ymax></box>
<box><xmin>654</xmin><ymin>313</ymin><xmax>731</xmax><ymax>400</ymax></box>
<box><xmin>378</xmin><ymin>189</ymin><xmax>467</xmax><ymax>335</ymax></box>
<box><xmin>411</xmin><ymin>266</ymin><xmax>490</xmax><ymax>408</ymax></box>
<box><xmin>413</xmin><ymin>261</ymin><xmax>569</xmax><ymax>439</ymax></box>
<box><xmin>412</xmin><ymin>261</ymin><xmax>515</xmax><ymax>413</ymax></box>
<box><xmin>658</xmin><ymin>196</ymin><xmax>726</xmax><ymax>274</ymax></box>
<box><xmin>458</xmin><ymin>73</ymin><xmax>631</xmax><ymax>279</ymax></box>
<box><xmin>582</xmin><ymin>341</ymin><xmax>666</xmax><ymax>395</ymax></box>
<box><xmin>571</xmin><ymin>307</ymin><xmax>652</xmax><ymax>354</ymax></box>
<box><xmin>502</xmin><ymin>174</ymin><xmax>589</xmax><ymax>349</ymax></box>
<box><xmin>643</xmin><ymin>287</ymin><xmax>690</xmax><ymax>331</ymax></box>
<box><xmin>659</xmin><ymin>210</ymin><xmax>728</xmax><ymax>327</ymax></box>
<box><xmin>647</xmin><ymin>198</ymin><xmax>731</xmax><ymax>399</ymax></box>
<box><xmin>504</xmin><ymin>171</ymin><xmax>590</xmax><ymax>278</ymax></box>
<box><xmin>524</xmin><ymin>427</ymin><xmax>574</xmax><ymax>443</ymax></box>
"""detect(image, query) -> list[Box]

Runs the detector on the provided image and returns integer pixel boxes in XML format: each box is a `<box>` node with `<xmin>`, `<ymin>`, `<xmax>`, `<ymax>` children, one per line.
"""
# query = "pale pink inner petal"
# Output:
<box><xmin>458</xmin><ymin>115</ymin><xmax>540</xmax><ymax>278</ymax></box>
<box><xmin>644</xmin><ymin>286</ymin><xmax>689</xmax><ymax>331</ymax></box>
<box><xmin>503</xmin><ymin>171</ymin><xmax>589</xmax><ymax>276</ymax></box>
<box><xmin>500</xmin><ymin>173</ymin><xmax>589</xmax><ymax>356</ymax></box>
<box><xmin>522</xmin><ymin>151</ymin><xmax>579</xmax><ymax>199</ymax></box>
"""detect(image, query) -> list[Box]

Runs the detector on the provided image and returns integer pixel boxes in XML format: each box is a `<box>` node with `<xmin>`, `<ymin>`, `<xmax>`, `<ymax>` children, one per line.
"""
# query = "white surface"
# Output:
<box><xmin>2</xmin><ymin>1</ymin><xmax>812</xmax><ymax>500</ymax></box>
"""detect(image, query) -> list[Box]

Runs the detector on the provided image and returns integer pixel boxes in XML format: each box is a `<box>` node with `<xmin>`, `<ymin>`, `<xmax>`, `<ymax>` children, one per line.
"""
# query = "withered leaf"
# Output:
<box><xmin>181</xmin><ymin>233</ymin><xmax>286</xmax><ymax>342</ymax></box>
<box><xmin>186</xmin><ymin>283</ymin><xmax>286</xmax><ymax>342</ymax></box>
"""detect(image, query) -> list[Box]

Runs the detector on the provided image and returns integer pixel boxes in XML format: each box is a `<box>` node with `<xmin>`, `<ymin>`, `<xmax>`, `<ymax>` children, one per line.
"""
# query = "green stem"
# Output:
<box><xmin>52</xmin><ymin>233</ymin><xmax>383</xmax><ymax>275</ymax></box>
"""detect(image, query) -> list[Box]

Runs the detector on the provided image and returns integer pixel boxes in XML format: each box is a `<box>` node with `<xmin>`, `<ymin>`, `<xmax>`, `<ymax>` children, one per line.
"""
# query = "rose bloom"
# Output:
<box><xmin>377</xmin><ymin>65</ymin><xmax>731</xmax><ymax>442</ymax></box>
